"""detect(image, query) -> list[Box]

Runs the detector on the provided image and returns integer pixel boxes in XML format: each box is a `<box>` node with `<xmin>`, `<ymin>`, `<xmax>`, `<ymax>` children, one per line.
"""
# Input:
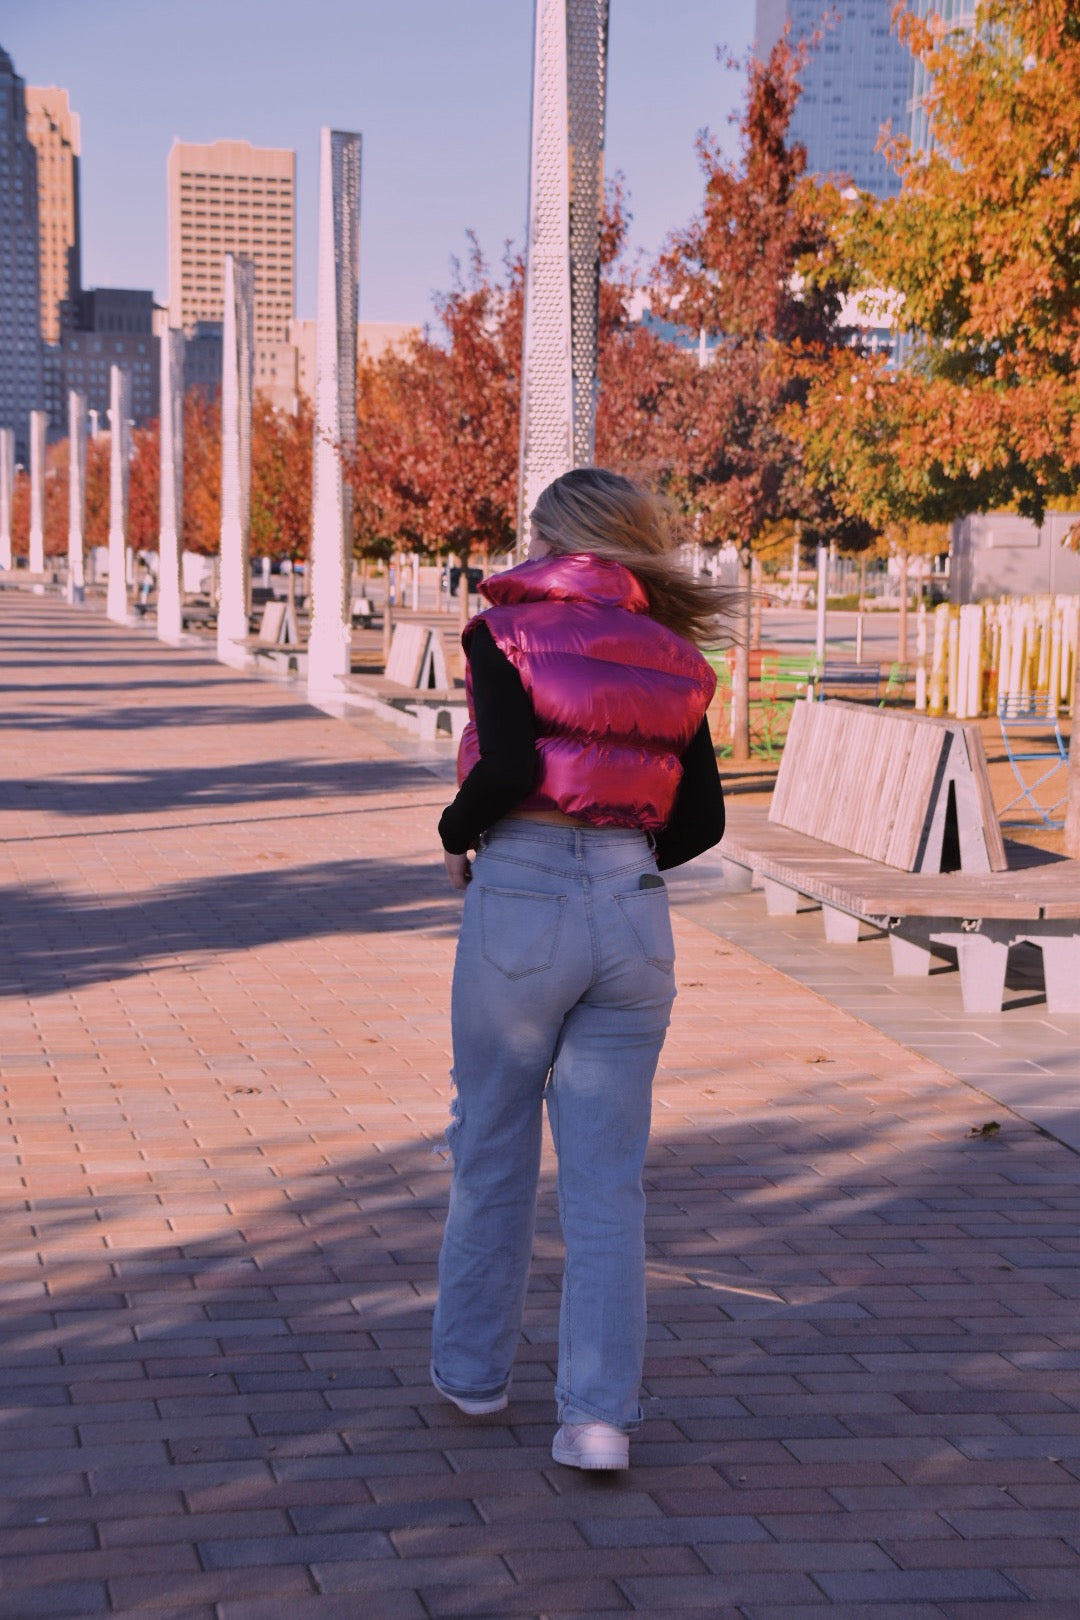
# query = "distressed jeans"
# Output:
<box><xmin>431</xmin><ymin>821</ymin><xmax>676</xmax><ymax>1432</ymax></box>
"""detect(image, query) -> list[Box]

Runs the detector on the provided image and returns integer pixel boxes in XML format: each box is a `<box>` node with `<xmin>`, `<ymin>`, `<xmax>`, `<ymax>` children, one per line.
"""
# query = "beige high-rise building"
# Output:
<box><xmin>167</xmin><ymin>138</ymin><xmax>295</xmax><ymax>351</ymax></box>
<box><xmin>25</xmin><ymin>85</ymin><xmax>81</xmax><ymax>343</ymax></box>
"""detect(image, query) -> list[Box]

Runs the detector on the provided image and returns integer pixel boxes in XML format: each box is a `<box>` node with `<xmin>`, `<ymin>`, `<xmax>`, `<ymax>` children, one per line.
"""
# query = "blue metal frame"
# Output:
<box><xmin>997</xmin><ymin>691</ymin><xmax>1069</xmax><ymax>827</ymax></box>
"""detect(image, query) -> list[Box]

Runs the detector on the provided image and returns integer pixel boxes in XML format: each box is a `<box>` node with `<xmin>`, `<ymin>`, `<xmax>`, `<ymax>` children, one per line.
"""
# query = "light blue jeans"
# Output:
<box><xmin>431</xmin><ymin>820</ymin><xmax>676</xmax><ymax>1432</ymax></box>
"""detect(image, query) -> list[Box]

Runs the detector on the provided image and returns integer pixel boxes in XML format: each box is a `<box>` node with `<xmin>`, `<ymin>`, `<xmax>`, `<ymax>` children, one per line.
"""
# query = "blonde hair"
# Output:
<box><xmin>531</xmin><ymin>468</ymin><xmax>740</xmax><ymax>647</ymax></box>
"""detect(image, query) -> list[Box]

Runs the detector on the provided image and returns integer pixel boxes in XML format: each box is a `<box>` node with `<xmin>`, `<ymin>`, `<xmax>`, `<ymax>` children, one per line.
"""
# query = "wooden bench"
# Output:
<box><xmin>245</xmin><ymin>599</ymin><xmax>308</xmax><ymax>674</ymax></box>
<box><xmin>341</xmin><ymin>622</ymin><xmax>468</xmax><ymax>740</ymax></box>
<box><xmin>719</xmin><ymin>699</ymin><xmax>1080</xmax><ymax>1016</ymax></box>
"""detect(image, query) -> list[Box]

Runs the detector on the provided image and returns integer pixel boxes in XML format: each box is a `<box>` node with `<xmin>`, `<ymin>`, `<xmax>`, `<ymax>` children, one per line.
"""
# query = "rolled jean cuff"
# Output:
<box><xmin>556</xmin><ymin>1383</ymin><xmax>642</xmax><ymax>1434</ymax></box>
<box><xmin>430</xmin><ymin>1361</ymin><xmax>508</xmax><ymax>1404</ymax></box>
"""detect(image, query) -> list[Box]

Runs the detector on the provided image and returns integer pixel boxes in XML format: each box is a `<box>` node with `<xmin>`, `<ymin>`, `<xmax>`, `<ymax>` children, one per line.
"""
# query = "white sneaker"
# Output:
<box><xmin>552</xmin><ymin>1420</ymin><xmax>629</xmax><ymax>1470</ymax></box>
<box><xmin>430</xmin><ymin>1366</ymin><xmax>508</xmax><ymax>1415</ymax></box>
<box><xmin>440</xmin><ymin>1387</ymin><xmax>508</xmax><ymax>1416</ymax></box>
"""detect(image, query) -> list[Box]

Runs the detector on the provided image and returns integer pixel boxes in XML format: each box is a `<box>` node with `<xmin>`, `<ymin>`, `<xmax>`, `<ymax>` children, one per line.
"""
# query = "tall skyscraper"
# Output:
<box><xmin>61</xmin><ymin>288</ymin><xmax>160</xmax><ymax>428</ymax></box>
<box><xmin>0</xmin><ymin>48</ymin><xmax>44</xmax><ymax>463</ymax></box>
<box><xmin>909</xmin><ymin>0</ymin><xmax>976</xmax><ymax>156</ymax></box>
<box><xmin>167</xmin><ymin>139</ymin><xmax>296</xmax><ymax>356</ymax></box>
<box><xmin>755</xmin><ymin>0</ymin><xmax>914</xmax><ymax>198</ymax></box>
<box><xmin>25</xmin><ymin>85</ymin><xmax>81</xmax><ymax>343</ymax></box>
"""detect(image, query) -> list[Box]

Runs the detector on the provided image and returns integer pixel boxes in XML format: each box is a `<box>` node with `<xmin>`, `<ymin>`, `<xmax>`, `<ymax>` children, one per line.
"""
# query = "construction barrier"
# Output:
<box><xmin>921</xmin><ymin>595</ymin><xmax>1078</xmax><ymax>718</ymax></box>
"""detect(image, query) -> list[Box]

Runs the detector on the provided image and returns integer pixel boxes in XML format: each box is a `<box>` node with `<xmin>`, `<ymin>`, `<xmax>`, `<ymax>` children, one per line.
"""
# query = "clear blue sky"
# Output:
<box><xmin>3</xmin><ymin>1</ymin><xmax>755</xmax><ymax>326</ymax></box>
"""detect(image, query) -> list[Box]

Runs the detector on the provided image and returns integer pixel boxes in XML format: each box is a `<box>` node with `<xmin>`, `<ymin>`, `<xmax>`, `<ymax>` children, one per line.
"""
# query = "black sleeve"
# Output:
<box><xmin>438</xmin><ymin>623</ymin><xmax>538</xmax><ymax>853</ymax></box>
<box><xmin>652</xmin><ymin>718</ymin><xmax>725</xmax><ymax>871</ymax></box>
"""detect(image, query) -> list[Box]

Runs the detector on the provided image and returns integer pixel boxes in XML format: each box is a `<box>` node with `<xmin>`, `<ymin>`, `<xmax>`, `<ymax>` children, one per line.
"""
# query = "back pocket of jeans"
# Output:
<box><xmin>479</xmin><ymin>886</ymin><xmax>567</xmax><ymax>979</ymax></box>
<box><xmin>614</xmin><ymin>889</ymin><xmax>676</xmax><ymax>972</ymax></box>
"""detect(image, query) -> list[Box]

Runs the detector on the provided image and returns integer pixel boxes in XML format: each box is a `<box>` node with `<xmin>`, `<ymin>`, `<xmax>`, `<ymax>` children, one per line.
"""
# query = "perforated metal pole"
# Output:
<box><xmin>67</xmin><ymin>389</ymin><xmax>87</xmax><ymax>604</ymax></box>
<box><xmin>106</xmin><ymin>369</ymin><xmax>131</xmax><ymax>623</ymax></box>
<box><xmin>518</xmin><ymin>0</ymin><xmax>608</xmax><ymax>554</ymax></box>
<box><xmin>157</xmin><ymin>329</ymin><xmax>186</xmax><ymax>645</ymax></box>
<box><xmin>308</xmin><ymin>127</ymin><xmax>361</xmax><ymax>699</ymax></box>
<box><xmin>218</xmin><ymin>253</ymin><xmax>255</xmax><ymax>668</ymax></box>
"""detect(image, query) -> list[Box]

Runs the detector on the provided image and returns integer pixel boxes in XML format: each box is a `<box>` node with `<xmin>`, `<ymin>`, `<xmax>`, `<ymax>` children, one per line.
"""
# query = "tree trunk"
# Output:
<box><xmin>858</xmin><ymin>553</ymin><xmax>867</xmax><ymax>614</ymax></box>
<box><xmin>730</xmin><ymin>545</ymin><xmax>753</xmax><ymax>764</ymax></box>
<box><xmin>897</xmin><ymin>550</ymin><xmax>909</xmax><ymax>665</ymax></box>
<box><xmin>1066</xmin><ymin>603</ymin><xmax>1080</xmax><ymax>857</ymax></box>
<box><xmin>751</xmin><ymin>554</ymin><xmax>764</xmax><ymax>646</ymax></box>
<box><xmin>459</xmin><ymin>547</ymin><xmax>471</xmax><ymax>634</ymax></box>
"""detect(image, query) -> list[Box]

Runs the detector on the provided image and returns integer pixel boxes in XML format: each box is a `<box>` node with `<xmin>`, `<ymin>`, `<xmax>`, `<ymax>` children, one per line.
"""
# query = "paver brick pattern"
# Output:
<box><xmin>1</xmin><ymin>594</ymin><xmax>1080</xmax><ymax>1618</ymax></box>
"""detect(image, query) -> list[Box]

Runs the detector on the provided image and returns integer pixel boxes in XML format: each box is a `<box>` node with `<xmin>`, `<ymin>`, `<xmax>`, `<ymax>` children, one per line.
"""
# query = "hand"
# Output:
<box><xmin>444</xmin><ymin>850</ymin><xmax>472</xmax><ymax>891</ymax></box>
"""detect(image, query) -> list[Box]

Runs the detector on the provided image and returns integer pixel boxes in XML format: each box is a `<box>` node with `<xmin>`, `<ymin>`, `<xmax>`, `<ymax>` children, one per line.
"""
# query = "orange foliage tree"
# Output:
<box><xmin>654</xmin><ymin>36</ymin><xmax>871</xmax><ymax>758</ymax></box>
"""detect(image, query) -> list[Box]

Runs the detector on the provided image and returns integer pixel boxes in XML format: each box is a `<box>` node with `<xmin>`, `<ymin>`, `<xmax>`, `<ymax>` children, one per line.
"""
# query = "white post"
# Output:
<box><xmin>0</xmin><ymin>428</ymin><xmax>13</xmax><ymax>570</ymax></box>
<box><xmin>157</xmin><ymin>328</ymin><xmax>185</xmax><ymax>644</ymax></box>
<box><xmin>815</xmin><ymin>543</ymin><xmax>828</xmax><ymax>665</ymax></box>
<box><xmin>29</xmin><ymin>409</ymin><xmax>47</xmax><ymax>574</ymax></box>
<box><xmin>67</xmin><ymin>390</ymin><xmax>87</xmax><ymax>603</ymax></box>
<box><xmin>106</xmin><ymin>367</ymin><xmax>131</xmax><ymax>623</ymax></box>
<box><xmin>517</xmin><ymin>0</ymin><xmax>608</xmax><ymax>553</ymax></box>
<box><xmin>217</xmin><ymin>253</ymin><xmax>255</xmax><ymax>668</ymax></box>
<box><xmin>307</xmin><ymin>128</ymin><xmax>361</xmax><ymax>698</ymax></box>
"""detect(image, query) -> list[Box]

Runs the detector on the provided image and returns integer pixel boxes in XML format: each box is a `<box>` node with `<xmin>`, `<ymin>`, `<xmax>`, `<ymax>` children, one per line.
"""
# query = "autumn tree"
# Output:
<box><xmin>251</xmin><ymin>393</ymin><xmax>313</xmax><ymax>560</ymax></box>
<box><xmin>656</xmin><ymin>36</ymin><xmax>869</xmax><ymax>759</ymax></box>
<box><xmin>789</xmin><ymin>0</ymin><xmax>1080</xmax><ymax>841</ymax></box>
<box><xmin>182</xmin><ymin>390</ymin><xmax>221</xmax><ymax>556</ymax></box>
<box><xmin>346</xmin><ymin>237</ymin><xmax>522</xmax><ymax>638</ymax></box>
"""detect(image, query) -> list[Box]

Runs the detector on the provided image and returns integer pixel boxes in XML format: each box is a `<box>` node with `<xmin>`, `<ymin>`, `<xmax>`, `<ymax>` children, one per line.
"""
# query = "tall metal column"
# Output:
<box><xmin>106</xmin><ymin>366</ymin><xmax>131</xmax><ymax>623</ymax></box>
<box><xmin>0</xmin><ymin>428</ymin><xmax>13</xmax><ymax>570</ymax></box>
<box><xmin>28</xmin><ymin>408</ymin><xmax>47</xmax><ymax>574</ymax></box>
<box><xmin>67</xmin><ymin>389</ymin><xmax>87</xmax><ymax>604</ymax></box>
<box><xmin>217</xmin><ymin>253</ymin><xmax>255</xmax><ymax>669</ymax></box>
<box><xmin>308</xmin><ymin>127</ymin><xmax>361</xmax><ymax>699</ymax></box>
<box><xmin>157</xmin><ymin>328</ymin><xmax>186</xmax><ymax>645</ymax></box>
<box><xmin>518</xmin><ymin>0</ymin><xmax>608</xmax><ymax>551</ymax></box>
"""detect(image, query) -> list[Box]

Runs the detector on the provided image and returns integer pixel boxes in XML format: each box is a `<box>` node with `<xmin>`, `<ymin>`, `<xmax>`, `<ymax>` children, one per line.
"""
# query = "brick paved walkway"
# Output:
<box><xmin>3</xmin><ymin>591</ymin><xmax>1080</xmax><ymax>1619</ymax></box>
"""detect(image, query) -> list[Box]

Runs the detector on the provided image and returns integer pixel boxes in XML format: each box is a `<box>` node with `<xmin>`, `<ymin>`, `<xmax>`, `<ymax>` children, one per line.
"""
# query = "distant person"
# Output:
<box><xmin>432</xmin><ymin>468</ymin><xmax>733</xmax><ymax>1470</ymax></box>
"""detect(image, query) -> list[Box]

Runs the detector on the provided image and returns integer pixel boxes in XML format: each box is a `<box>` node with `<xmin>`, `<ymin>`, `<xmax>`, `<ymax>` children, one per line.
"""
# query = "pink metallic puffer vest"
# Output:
<box><xmin>456</xmin><ymin>553</ymin><xmax>716</xmax><ymax>829</ymax></box>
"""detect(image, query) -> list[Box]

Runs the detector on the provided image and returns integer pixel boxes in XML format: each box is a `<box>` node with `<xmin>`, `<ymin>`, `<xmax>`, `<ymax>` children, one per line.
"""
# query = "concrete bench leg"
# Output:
<box><xmin>1025</xmin><ymin>936</ymin><xmax>1080</xmax><ymax>1015</ymax></box>
<box><xmin>417</xmin><ymin>707</ymin><xmax>437</xmax><ymax>741</ymax></box>
<box><xmin>718</xmin><ymin>857</ymin><xmax>754</xmax><ymax>892</ymax></box>
<box><xmin>930</xmin><ymin>930</ymin><xmax>1009</xmax><ymax>1015</ymax></box>
<box><xmin>822</xmin><ymin>904</ymin><xmax>861</xmax><ymax>944</ymax></box>
<box><xmin>889</xmin><ymin>934</ymin><xmax>934</xmax><ymax>976</ymax></box>
<box><xmin>763</xmin><ymin>877</ymin><xmax>802</xmax><ymax>916</ymax></box>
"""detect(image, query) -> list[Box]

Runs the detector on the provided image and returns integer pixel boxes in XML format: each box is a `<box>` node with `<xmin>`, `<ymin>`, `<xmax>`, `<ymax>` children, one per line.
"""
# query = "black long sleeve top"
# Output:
<box><xmin>438</xmin><ymin>622</ymin><xmax>725</xmax><ymax>871</ymax></box>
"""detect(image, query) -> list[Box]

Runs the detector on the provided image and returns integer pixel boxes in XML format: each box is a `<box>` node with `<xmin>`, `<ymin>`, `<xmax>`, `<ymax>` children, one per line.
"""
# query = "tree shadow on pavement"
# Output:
<box><xmin>0</xmin><ymin>703</ymin><xmax>325</xmax><ymax>732</ymax></box>
<box><xmin>0</xmin><ymin>857</ymin><xmax>458</xmax><ymax>997</ymax></box>
<box><xmin>0</xmin><ymin>758</ymin><xmax>442</xmax><ymax>819</ymax></box>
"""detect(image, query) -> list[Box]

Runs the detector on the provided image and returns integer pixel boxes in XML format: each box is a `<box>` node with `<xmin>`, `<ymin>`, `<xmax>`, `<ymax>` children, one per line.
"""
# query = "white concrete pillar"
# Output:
<box><xmin>307</xmin><ymin>127</ymin><xmax>361</xmax><ymax>699</ymax></box>
<box><xmin>67</xmin><ymin>390</ymin><xmax>87</xmax><ymax>603</ymax></box>
<box><xmin>217</xmin><ymin>253</ymin><xmax>255</xmax><ymax>668</ymax></box>
<box><xmin>517</xmin><ymin>0</ymin><xmax>608</xmax><ymax>552</ymax></box>
<box><xmin>815</xmin><ymin>544</ymin><xmax>828</xmax><ymax>665</ymax></box>
<box><xmin>107</xmin><ymin>366</ymin><xmax>131</xmax><ymax>623</ymax></box>
<box><xmin>29</xmin><ymin>408</ymin><xmax>47</xmax><ymax>574</ymax></box>
<box><xmin>0</xmin><ymin>427</ymin><xmax>13</xmax><ymax>570</ymax></box>
<box><xmin>157</xmin><ymin>328</ymin><xmax>185</xmax><ymax>645</ymax></box>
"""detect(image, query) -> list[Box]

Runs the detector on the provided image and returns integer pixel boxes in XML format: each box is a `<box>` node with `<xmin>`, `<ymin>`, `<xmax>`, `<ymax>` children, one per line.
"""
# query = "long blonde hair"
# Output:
<box><xmin>531</xmin><ymin>469</ymin><xmax>740</xmax><ymax>647</ymax></box>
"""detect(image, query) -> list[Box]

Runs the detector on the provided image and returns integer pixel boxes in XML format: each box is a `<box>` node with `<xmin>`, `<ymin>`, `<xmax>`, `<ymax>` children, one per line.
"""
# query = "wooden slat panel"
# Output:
<box><xmin>769</xmin><ymin>702</ymin><xmax>949</xmax><ymax>870</ymax></box>
<box><xmin>958</xmin><ymin>723</ymin><xmax>1008</xmax><ymax>871</ymax></box>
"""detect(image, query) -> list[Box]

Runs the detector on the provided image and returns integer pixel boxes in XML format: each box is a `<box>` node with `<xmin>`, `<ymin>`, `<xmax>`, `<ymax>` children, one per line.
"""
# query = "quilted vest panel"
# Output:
<box><xmin>456</xmin><ymin>553</ymin><xmax>716</xmax><ymax>829</ymax></box>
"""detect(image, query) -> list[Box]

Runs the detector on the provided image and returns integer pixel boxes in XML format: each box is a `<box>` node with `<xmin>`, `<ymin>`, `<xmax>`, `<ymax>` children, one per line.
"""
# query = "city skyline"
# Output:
<box><xmin>1</xmin><ymin>1</ymin><xmax>756</xmax><ymax>328</ymax></box>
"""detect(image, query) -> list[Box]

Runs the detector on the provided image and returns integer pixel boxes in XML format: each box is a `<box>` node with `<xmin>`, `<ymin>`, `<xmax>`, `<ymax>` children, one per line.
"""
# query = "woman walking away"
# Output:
<box><xmin>432</xmin><ymin>468</ymin><xmax>735</xmax><ymax>1470</ymax></box>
